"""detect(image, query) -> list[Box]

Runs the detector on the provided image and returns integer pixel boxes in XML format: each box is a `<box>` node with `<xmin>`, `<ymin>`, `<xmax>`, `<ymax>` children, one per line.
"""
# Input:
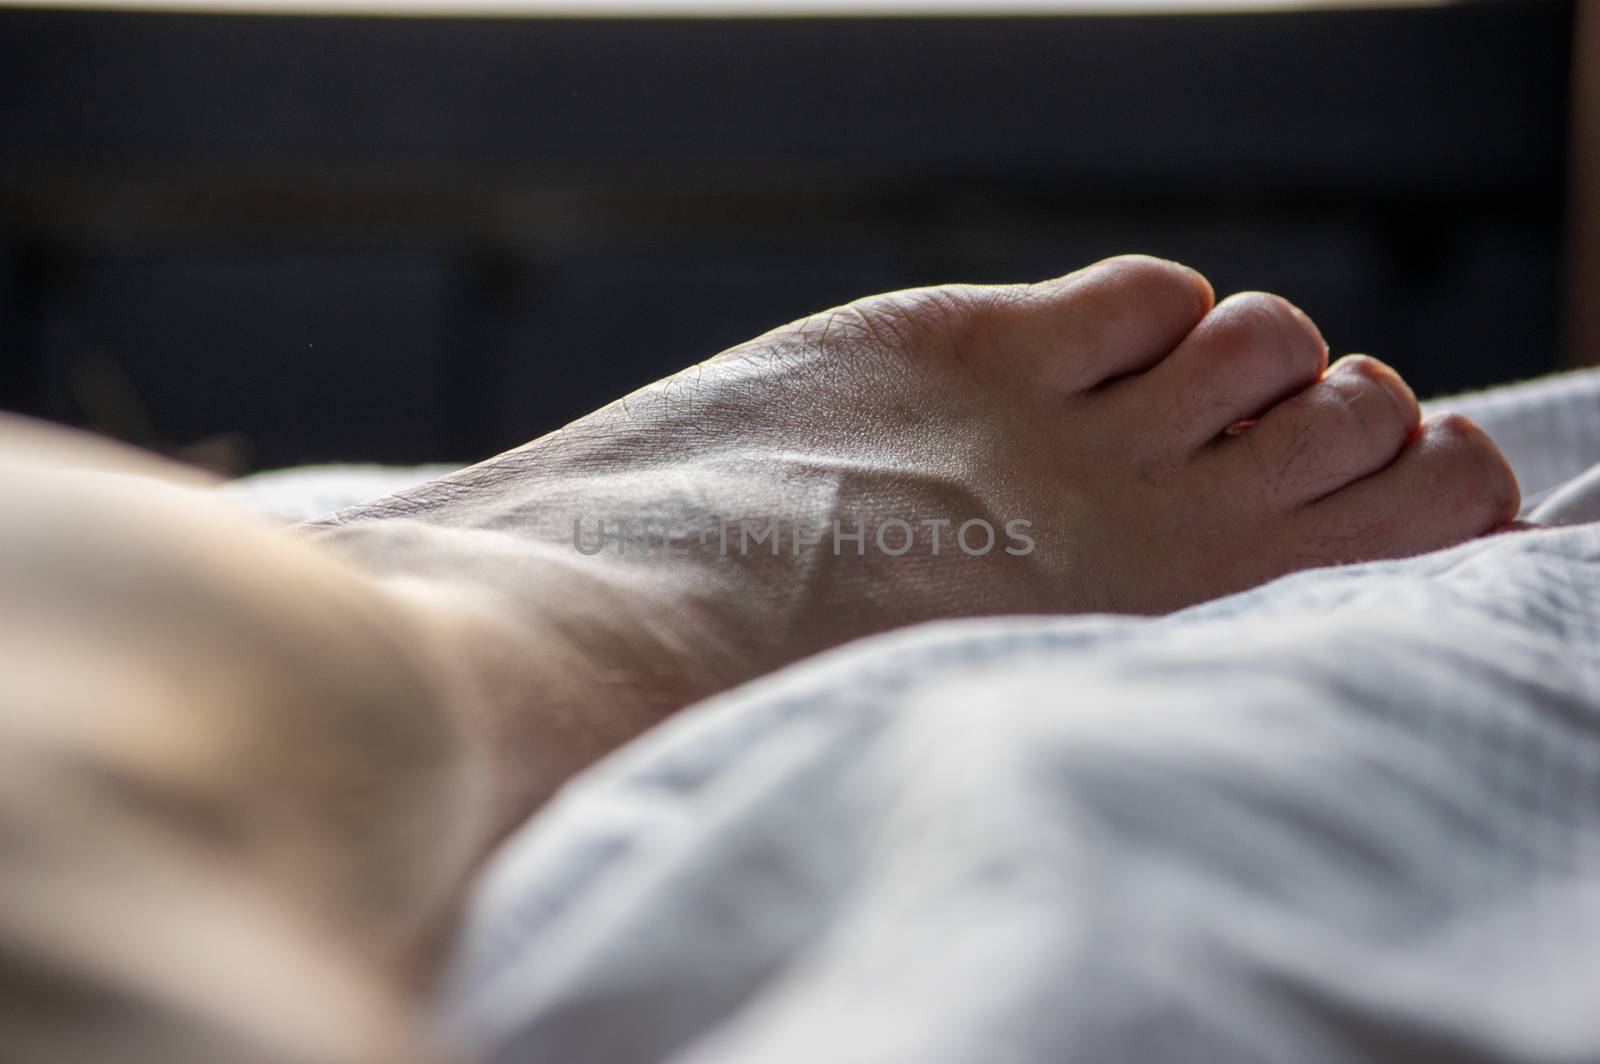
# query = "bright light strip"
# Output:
<box><xmin>0</xmin><ymin>0</ymin><xmax>1455</xmax><ymax>17</ymax></box>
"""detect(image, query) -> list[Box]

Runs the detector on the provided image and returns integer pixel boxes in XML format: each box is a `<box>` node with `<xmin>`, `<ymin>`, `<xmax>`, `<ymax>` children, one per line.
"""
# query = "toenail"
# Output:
<box><xmin>1429</xmin><ymin>412</ymin><xmax>1520</xmax><ymax>513</ymax></box>
<box><xmin>1334</xmin><ymin>354</ymin><xmax>1418</xmax><ymax>429</ymax></box>
<box><xmin>1099</xmin><ymin>254</ymin><xmax>1215</xmax><ymax>315</ymax></box>
<box><xmin>1284</xmin><ymin>301</ymin><xmax>1329</xmax><ymax>355</ymax></box>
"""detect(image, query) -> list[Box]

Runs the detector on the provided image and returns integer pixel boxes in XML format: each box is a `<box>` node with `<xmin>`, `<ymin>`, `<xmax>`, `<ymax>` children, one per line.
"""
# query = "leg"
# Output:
<box><xmin>0</xmin><ymin>421</ymin><xmax>480</xmax><ymax>1063</ymax></box>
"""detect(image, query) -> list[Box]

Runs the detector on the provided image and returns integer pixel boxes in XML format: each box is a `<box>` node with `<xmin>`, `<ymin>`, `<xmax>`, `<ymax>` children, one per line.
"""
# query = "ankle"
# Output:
<box><xmin>373</xmin><ymin>537</ymin><xmax>751</xmax><ymax>830</ymax></box>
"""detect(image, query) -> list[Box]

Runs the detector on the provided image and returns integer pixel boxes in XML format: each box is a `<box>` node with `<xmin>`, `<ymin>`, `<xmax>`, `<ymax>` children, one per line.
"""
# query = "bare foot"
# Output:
<box><xmin>311</xmin><ymin>255</ymin><xmax>1520</xmax><ymax>826</ymax></box>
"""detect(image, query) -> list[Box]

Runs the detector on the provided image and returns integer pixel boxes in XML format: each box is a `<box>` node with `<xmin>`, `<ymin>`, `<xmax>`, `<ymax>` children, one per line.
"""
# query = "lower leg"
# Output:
<box><xmin>0</xmin><ymin>431</ymin><xmax>484</xmax><ymax>1061</ymax></box>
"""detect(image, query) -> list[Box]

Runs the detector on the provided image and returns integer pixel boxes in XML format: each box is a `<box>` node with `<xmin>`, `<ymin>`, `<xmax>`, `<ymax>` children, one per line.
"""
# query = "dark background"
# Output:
<box><xmin>0</xmin><ymin>0</ymin><xmax>1578</xmax><ymax>471</ymax></box>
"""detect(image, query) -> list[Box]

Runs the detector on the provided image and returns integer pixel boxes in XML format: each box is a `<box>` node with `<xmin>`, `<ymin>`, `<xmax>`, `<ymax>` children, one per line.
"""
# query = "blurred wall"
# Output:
<box><xmin>0</xmin><ymin>1</ymin><xmax>1574</xmax><ymax>470</ymax></box>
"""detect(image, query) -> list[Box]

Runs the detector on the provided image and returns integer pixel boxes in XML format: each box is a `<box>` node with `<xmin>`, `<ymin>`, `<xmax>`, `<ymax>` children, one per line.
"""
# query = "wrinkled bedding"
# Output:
<box><xmin>439</xmin><ymin>521</ymin><xmax>1600</xmax><ymax>1064</ymax></box>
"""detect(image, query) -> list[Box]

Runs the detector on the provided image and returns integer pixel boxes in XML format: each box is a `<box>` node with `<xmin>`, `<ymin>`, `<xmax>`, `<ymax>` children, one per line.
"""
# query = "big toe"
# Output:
<box><xmin>962</xmin><ymin>255</ymin><xmax>1215</xmax><ymax>397</ymax></box>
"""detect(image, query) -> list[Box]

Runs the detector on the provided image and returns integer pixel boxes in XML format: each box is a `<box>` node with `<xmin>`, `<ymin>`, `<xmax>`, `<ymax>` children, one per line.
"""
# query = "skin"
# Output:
<box><xmin>0</xmin><ymin>256</ymin><xmax>1522</xmax><ymax>1062</ymax></box>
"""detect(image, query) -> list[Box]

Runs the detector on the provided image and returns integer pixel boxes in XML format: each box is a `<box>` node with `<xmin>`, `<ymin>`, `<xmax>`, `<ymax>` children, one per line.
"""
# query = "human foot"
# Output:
<box><xmin>311</xmin><ymin>256</ymin><xmax>1518</xmax><ymax>824</ymax></box>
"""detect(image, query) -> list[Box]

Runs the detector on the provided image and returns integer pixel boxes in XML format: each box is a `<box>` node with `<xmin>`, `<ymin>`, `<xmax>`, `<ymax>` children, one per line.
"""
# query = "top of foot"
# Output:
<box><xmin>312</xmin><ymin>255</ymin><xmax>1520</xmax><ymax>819</ymax></box>
<box><xmin>323</xmin><ymin>253</ymin><xmax>1517</xmax><ymax>619</ymax></box>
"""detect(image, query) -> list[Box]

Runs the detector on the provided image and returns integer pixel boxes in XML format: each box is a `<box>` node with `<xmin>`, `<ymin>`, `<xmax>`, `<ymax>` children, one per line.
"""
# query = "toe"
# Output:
<box><xmin>1211</xmin><ymin>354</ymin><xmax>1420</xmax><ymax>507</ymax></box>
<box><xmin>1131</xmin><ymin>292</ymin><xmax>1329</xmax><ymax>456</ymax></box>
<box><xmin>972</xmin><ymin>255</ymin><xmax>1214</xmax><ymax>396</ymax></box>
<box><xmin>1292</xmin><ymin>412</ymin><xmax>1520</xmax><ymax>564</ymax></box>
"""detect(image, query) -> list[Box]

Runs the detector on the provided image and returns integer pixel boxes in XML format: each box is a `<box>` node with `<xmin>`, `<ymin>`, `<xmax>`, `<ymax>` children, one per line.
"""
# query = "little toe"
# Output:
<box><xmin>1212</xmin><ymin>354</ymin><xmax>1420</xmax><ymax>507</ymax></box>
<box><xmin>1131</xmin><ymin>292</ymin><xmax>1329</xmax><ymax>456</ymax></box>
<box><xmin>1293</xmin><ymin>412</ymin><xmax>1520</xmax><ymax>564</ymax></box>
<box><xmin>972</xmin><ymin>254</ymin><xmax>1214</xmax><ymax>396</ymax></box>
